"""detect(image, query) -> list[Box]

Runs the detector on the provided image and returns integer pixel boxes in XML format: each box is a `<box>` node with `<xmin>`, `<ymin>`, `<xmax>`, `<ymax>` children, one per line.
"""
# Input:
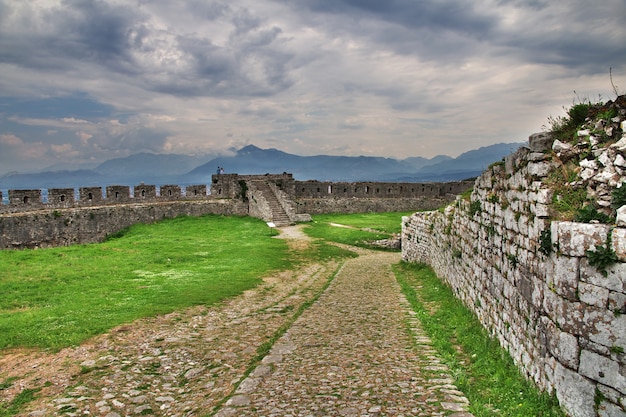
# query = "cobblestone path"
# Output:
<box><xmin>216</xmin><ymin>250</ymin><xmax>473</xmax><ymax>417</ymax></box>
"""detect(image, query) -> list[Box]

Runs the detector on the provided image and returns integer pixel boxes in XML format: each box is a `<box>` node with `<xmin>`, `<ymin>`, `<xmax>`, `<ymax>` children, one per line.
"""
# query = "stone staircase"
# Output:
<box><xmin>250</xmin><ymin>179</ymin><xmax>292</xmax><ymax>226</ymax></box>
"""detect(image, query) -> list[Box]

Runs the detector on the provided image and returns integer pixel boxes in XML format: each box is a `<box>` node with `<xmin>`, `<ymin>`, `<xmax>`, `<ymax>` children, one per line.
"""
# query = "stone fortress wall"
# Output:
<box><xmin>402</xmin><ymin>123</ymin><xmax>626</xmax><ymax>416</ymax></box>
<box><xmin>0</xmin><ymin>173</ymin><xmax>472</xmax><ymax>249</ymax></box>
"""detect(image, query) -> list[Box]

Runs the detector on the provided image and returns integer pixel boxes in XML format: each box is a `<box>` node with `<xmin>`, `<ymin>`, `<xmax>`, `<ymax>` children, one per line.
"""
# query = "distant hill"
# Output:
<box><xmin>0</xmin><ymin>142</ymin><xmax>524</xmax><ymax>194</ymax></box>
<box><xmin>397</xmin><ymin>142</ymin><xmax>524</xmax><ymax>181</ymax></box>
<box><xmin>184</xmin><ymin>145</ymin><xmax>420</xmax><ymax>182</ymax></box>
<box><xmin>94</xmin><ymin>152</ymin><xmax>211</xmax><ymax>182</ymax></box>
<box><xmin>0</xmin><ymin>153</ymin><xmax>212</xmax><ymax>191</ymax></box>
<box><xmin>185</xmin><ymin>143</ymin><xmax>524</xmax><ymax>183</ymax></box>
<box><xmin>0</xmin><ymin>170</ymin><xmax>106</xmax><ymax>190</ymax></box>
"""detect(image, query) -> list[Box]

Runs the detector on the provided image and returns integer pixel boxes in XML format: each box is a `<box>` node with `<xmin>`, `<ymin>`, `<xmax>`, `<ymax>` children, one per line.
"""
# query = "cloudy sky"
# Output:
<box><xmin>1</xmin><ymin>0</ymin><xmax>625</xmax><ymax>174</ymax></box>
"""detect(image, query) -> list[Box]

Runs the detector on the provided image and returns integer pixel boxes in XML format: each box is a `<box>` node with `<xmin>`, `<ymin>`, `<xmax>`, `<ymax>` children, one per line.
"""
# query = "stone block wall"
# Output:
<box><xmin>402</xmin><ymin>130</ymin><xmax>626</xmax><ymax>416</ymax></box>
<box><xmin>295</xmin><ymin>180</ymin><xmax>471</xmax><ymax>199</ymax></box>
<box><xmin>0</xmin><ymin>200</ymin><xmax>248</xmax><ymax>249</ymax></box>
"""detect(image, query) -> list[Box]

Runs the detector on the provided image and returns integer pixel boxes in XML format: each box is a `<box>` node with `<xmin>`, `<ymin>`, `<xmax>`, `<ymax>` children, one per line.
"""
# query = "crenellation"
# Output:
<box><xmin>9</xmin><ymin>189</ymin><xmax>43</xmax><ymax>206</ymax></box>
<box><xmin>79</xmin><ymin>186</ymin><xmax>104</xmax><ymax>204</ymax></box>
<box><xmin>185</xmin><ymin>184</ymin><xmax>207</xmax><ymax>198</ymax></box>
<box><xmin>160</xmin><ymin>184</ymin><xmax>182</xmax><ymax>199</ymax></box>
<box><xmin>48</xmin><ymin>188</ymin><xmax>76</xmax><ymax>207</ymax></box>
<box><xmin>106</xmin><ymin>185</ymin><xmax>131</xmax><ymax>202</ymax></box>
<box><xmin>134</xmin><ymin>184</ymin><xmax>157</xmax><ymax>200</ymax></box>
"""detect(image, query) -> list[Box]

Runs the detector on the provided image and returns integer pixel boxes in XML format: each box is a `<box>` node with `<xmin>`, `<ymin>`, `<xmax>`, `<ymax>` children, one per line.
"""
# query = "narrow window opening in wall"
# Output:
<box><xmin>88</xmin><ymin>192</ymin><xmax>93</xmax><ymax>200</ymax></box>
<box><xmin>376</xmin><ymin>188</ymin><xmax>380</xmax><ymax>193</ymax></box>
<box><xmin>302</xmin><ymin>187</ymin><xmax>305</xmax><ymax>192</ymax></box>
<box><xmin>422</xmin><ymin>186</ymin><xmax>425</xmax><ymax>192</ymax></box>
<box><xmin>115</xmin><ymin>192</ymin><xmax>120</xmax><ymax>199</ymax></box>
<box><xmin>328</xmin><ymin>185</ymin><xmax>332</xmax><ymax>194</ymax></box>
<box><xmin>218</xmin><ymin>188</ymin><xmax>222</xmax><ymax>195</ymax></box>
<box><xmin>365</xmin><ymin>186</ymin><xmax>369</xmax><ymax>194</ymax></box>
<box><xmin>141</xmin><ymin>190</ymin><xmax>146</xmax><ymax>197</ymax></box>
<box><xmin>23</xmin><ymin>196</ymin><xmax>29</xmax><ymax>204</ymax></box>
<box><xmin>411</xmin><ymin>188</ymin><xmax>415</xmax><ymax>192</ymax></box>
<box><xmin>388</xmin><ymin>188</ymin><xmax>392</xmax><ymax>193</ymax></box>
<box><xmin>343</xmin><ymin>188</ymin><xmax>347</xmax><ymax>193</ymax></box>
<box><xmin>60</xmin><ymin>195</ymin><xmax>66</xmax><ymax>202</ymax></box>
<box><xmin>355</xmin><ymin>187</ymin><xmax>359</xmax><ymax>193</ymax></box>
<box><xmin>194</xmin><ymin>190</ymin><xmax>198</xmax><ymax>196</ymax></box>
<box><xmin>168</xmin><ymin>190</ymin><xmax>172</xmax><ymax>196</ymax></box>
<box><xmin>317</xmin><ymin>187</ymin><xmax>321</xmax><ymax>193</ymax></box>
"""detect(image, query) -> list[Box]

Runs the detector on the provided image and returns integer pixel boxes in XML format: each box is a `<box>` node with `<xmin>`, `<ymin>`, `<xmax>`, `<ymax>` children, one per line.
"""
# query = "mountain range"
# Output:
<box><xmin>0</xmin><ymin>142</ymin><xmax>524</xmax><ymax>193</ymax></box>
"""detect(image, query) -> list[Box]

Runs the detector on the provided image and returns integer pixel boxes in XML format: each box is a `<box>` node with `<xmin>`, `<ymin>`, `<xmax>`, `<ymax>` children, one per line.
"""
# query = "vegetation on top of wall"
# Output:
<box><xmin>545</xmin><ymin>162</ymin><xmax>590</xmax><ymax>220</ymax></box>
<box><xmin>543</xmin><ymin>94</ymin><xmax>625</xmax><ymax>221</ymax></box>
<box><xmin>546</xmin><ymin>100</ymin><xmax>593</xmax><ymax>144</ymax></box>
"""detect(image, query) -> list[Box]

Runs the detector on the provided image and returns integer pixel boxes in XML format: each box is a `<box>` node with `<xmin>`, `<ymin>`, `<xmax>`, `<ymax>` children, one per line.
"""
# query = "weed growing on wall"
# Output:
<box><xmin>546</xmin><ymin>161</ymin><xmax>589</xmax><ymax>220</ymax></box>
<box><xmin>587</xmin><ymin>235</ymin><xmax>618</xmax><ymax>277</ymax></box>
<box><xmin>539</xmin><ymin>228</ymin><xmax>553</xmax><ymax>256</ymax></box>
<box><xmin>612</xmin><ymin>185</ymin><xmax>626</xmax><ymax>210</ymax></box>
<box><xmin>574</xmin><ymin>205</ymin><xmax>613</xmax><ymax>224</ymax></box>
<box><xmin>546</xmin><ymin>99</ymin><xmax>593</xmax><ymax>144</ymax></box>
<box><xmin>468</xmin><ymin>200</ymin><xmax>481</xmax><ymax>217</ymax></box>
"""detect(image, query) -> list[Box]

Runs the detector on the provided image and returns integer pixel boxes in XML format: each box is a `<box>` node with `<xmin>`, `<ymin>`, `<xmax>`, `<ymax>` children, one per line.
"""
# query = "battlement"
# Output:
<box><xmin>0</xmin><ymin>172</ymin><xmax>471</xmax><ymax>249</ymax></box>
<box><xmin>0</xmin><ymin>173</ymin><xmax>473</xmax><ymax>214</ymax></box>
<box><xmin>0</xmin><ymin>183</ymin><xmax>213</xmax><ymax>214</ymax></box>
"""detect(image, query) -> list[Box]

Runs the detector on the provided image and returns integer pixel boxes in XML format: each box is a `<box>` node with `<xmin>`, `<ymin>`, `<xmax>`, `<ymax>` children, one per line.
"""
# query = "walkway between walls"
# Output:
<box><xmin>216</xmin><ymin>247</ymin><xmax>473</xmax><ymax>417</ymax></box>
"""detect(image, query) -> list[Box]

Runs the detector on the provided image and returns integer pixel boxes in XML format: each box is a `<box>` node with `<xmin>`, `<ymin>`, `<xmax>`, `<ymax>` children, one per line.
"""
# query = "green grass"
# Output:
<box><xmin>0</xmin><ymin>215</ymin><xmax>295</xmax><ymax>351</ymax></box>
<box><xmin>303</xmin><ymin>212</ymin><xmax>411</xmax><ymax>249</ymax></box>
<box><xmin>309</xmin><ymin>212</ymin><xmax>412</xmax><ymax>233</ymax></box>
<box><xmin>0</xmin><ymin>386</ymin><xmax>41</xmax><ymax>417</ymax></box>
<box><xmin>394</xmin><ymin>262</ymin><xmax>565</xmax><ymax>417</ymax></box>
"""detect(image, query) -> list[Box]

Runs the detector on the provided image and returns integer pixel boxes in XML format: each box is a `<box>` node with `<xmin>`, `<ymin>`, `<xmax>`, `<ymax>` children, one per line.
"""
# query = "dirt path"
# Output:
<box><xmin>1</xmin><ymin>226</ymin><xmax>471</xmax><ymax>416</ymax></box>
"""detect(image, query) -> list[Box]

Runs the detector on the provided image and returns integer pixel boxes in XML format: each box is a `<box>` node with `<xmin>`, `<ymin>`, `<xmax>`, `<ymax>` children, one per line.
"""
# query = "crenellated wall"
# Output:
<box><xmin>402</xmin><ymin>126</ymin><xmax>626</xmax><ymax>417</ymax></box>
<box><xmin>0</xmin><ymin>173</ymin><xmax>471</xmax><ymax>249</ymax></box>
<box><xmin>295</xmin><ymin>180</ymin><xmax>472</xmax><ymax>214</ymax></box>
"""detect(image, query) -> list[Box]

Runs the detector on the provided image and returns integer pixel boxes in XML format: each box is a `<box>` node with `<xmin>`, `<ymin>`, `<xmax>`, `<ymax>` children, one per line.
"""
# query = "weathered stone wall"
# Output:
<box><xmin>295</xmin><ymin>180</ymin><xmax>471</xmax><ymax>199</ymax></box>
<box><xmin>402</xmin><ymin>127</ymin><xmax>626</xmax><ymax>416</ymax></box>
<box><xmin>0</xmin><ymin>200</ymin><xmax>247</xmax><ymax>249</ymax></box>
<box><xmin>294</xmin><ymin>180</ymin><xmax>473</xmax><ymax>214</ymax></box>
<box><xmin>297</xmin><ymin>196</ymin><xmax>455</xmax><ymax>214</ymax></box>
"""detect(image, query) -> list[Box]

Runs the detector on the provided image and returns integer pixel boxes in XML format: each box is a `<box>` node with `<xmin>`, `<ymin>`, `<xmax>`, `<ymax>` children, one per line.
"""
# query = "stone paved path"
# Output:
<box><xmin>216</xmin><ymin>249</ymin><xmax>473</xmax><ymax>417</ymax></box>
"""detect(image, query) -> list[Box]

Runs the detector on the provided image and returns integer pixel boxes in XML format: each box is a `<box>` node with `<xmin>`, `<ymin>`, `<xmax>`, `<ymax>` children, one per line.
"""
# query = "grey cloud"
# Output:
<box><xmin>0</xmin><ymin>1</ymin><xmax>143</xmax><ymax>73</ymax></box>
<box><xmin>491</xmin><ymin>1</ymin><xmax>626</xmax><ymax>72</ymax></box>
<box><xmin>297</xmin><ymin>0</ymin><xmax>496</xmax><ymax>34</ymax></box>
<box><xmin>93</xmin><ymin>126</ymin><xmax>168</xmax><ymax>153</ymax></box>
<box><xmin>287</xmin><ymin>0</ymin><xmax>496</xmax><ymax>42</ymax></box>
<box><xmin>286</xmin><ymin>0</ymin><xmax>626</xmax><ymax>72</ymax></box>
<box><xmin>0</xmin><ymin>1</ymin><xmax>295</xmax><ymax>98</ymax></box>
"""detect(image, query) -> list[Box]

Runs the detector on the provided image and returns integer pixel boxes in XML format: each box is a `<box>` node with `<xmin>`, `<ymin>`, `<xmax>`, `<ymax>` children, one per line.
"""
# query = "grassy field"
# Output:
<box><xmin>303</xmin><ymin>211</ymin><xmax>412</xmax><ymax>249</ymax></box>
<box><xmin>0</xmin><ymin>215</ymin><xmax>296</xmax><ymax>351</ymax></box>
